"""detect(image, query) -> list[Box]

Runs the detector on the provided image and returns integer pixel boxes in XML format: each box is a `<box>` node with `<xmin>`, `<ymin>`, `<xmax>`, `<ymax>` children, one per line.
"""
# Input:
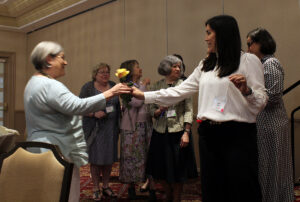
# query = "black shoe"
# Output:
<box><xmin>102</xmin><ymin>187</ymin><xmax>117</xmax><ymax>198</ymax></box>
<box><xmin>128</xmin><ymin>186</ymin><xmax>136</xmax><ymax>200</ymax></box>
<box><xmin>148</xmin><ymin>189</ymin><xmax>157</xmax><ymax>201</ymax></box>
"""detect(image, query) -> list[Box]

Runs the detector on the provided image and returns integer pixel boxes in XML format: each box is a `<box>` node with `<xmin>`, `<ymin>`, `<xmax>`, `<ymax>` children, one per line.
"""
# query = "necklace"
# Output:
<box><xmin>94</xmin><ymin>81</ymin><xmax>109</xmax><ymax>92</ymax></box>
<box><xmin>38</xmin><ymin>71</ymin><xmax>51</xmax><ymax>78</ymax></box>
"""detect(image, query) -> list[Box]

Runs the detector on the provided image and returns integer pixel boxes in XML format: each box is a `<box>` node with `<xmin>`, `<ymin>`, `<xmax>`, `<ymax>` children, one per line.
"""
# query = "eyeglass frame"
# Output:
<box><xmin>247</xmin><ymin>41</ymin><xmax>254</xmax><ymax>48</ymax></box>
<box><xmin>97</xmin><ymin>70</ymin><xmax>110</xmax><ymax>75</ymax></box>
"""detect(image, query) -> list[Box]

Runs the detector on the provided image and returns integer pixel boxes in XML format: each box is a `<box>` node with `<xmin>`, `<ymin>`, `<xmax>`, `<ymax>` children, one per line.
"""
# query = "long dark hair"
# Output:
<box><xmin>202</xmin><ymin>15</ymin><xmax>241</xmax><ymax>77</ymax></box>
<box><xmin>119</xmin><ymin>59</ymin><xmax>138</xmax><ymax>82</ymax></box>
<box><xmin>247</xmin><ymin>28</ymin><xmax>276</xmax><ymax>55</ymax></box>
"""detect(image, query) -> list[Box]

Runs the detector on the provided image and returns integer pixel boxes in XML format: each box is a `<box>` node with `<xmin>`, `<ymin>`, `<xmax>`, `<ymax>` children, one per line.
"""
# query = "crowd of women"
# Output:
<box><xmin>24</xmin><ymin>14</ymin><xmax>294</xmax><ymax>202</ymax></box>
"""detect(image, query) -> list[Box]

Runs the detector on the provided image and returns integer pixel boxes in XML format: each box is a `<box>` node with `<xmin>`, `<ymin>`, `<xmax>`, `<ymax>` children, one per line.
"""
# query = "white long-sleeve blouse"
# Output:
<box><xmin>144</xmin><ymin>52</ymin><xmax>268</xmax><ymax>123</ymax></box>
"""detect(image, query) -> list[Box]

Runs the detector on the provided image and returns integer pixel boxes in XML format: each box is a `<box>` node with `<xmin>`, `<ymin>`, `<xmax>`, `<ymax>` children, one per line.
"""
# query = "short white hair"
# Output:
<box><xmin>30</xmin><ymin>41</ymin><xmax>63</xmax><ymax>70</ymax></box>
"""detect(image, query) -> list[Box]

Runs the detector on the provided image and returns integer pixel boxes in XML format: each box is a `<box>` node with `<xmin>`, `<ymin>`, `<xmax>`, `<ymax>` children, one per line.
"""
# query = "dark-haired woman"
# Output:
<box><xmin>118</xmin><ymin>60</ymin><xmax>153</xmax><ymax>199</ymax></box>
<box><xmin>247</xmin><ymin>28</ymin><xmax>293</xmax><ymax>202</ymax></box>
<box><xmin>132</xmin><ymin>15</ymin><xmax>268</xmax><ymax>202</ymax></box>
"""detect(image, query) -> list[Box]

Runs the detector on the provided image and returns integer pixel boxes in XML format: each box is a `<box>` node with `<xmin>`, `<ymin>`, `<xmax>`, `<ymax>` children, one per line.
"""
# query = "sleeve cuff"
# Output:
<box><xmin>144</xmin><ymin>91</ymin><xmax>157</xmax><ymax>104</ymax></box>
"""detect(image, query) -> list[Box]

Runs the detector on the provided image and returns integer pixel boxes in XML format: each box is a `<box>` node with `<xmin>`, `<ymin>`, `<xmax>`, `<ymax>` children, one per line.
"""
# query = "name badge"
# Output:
<box><xmin>167</xmin><ymin>109</ymin><xmax>177</xmax><ymax>118</ymax></box>
<box><xmin>213</xmin><ymin>97</ymin><xmax>227</xmax><ymax>113</ymax></box>
<box><xmin>106</xmin><ymin>106</ymin><xmax>114</xmax><ymax>113</ymax></box>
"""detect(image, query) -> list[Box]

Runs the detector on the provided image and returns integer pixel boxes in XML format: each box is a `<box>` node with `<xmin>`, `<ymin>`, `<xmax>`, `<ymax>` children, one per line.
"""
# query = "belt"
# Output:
<box><xmin>204</xmin><ymin>120</ymin><xmax>222</xmax><ymax>125</ymax></box>
<box><xmin>197</xmin><ymin>119</ymin><xmax>223</xmax><ymax>125</ymax></box>
<box><xmin>198</xmin><ymin>119</ymin><xmax>254</xmax><ymax>127</ymax></box>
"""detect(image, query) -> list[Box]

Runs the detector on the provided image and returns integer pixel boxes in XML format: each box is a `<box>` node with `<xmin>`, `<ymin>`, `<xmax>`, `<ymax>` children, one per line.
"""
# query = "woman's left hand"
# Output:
<box><xmin>94</xmin><ymin>110</ymin><xmax>106</xmax><ymax>119</ymax></box>
<box><xmin>180</xmin><ymin>132</ymin><xmax>189</xmax><ymax>148</ymax></box>
<box><xmin>142</xmin><ymin>78</ymin><xmax>151</xmax><ymax>86</ymax></box>
<box><xmin>229</xmin><ymin>74</ymin><xmax>251</xmax><ymax>95</ymax></box>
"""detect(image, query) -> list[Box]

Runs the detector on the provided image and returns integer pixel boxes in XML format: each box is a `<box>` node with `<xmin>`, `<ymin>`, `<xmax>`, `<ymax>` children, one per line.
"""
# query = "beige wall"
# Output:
<box><xmin>25</xmin><ymin>0</ymin><xmax>300</xmax><ymax>117</ymax></box>
<box><xmin>5</xmin><ymin>0</ymin><xmax>300</xmax><ymax>180</ymax></box>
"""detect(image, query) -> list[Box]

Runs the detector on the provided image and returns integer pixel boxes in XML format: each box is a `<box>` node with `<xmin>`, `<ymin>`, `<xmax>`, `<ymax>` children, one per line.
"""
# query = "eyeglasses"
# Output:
<box><xmin>97</xmin><ymin>71</ymin><xmax>110</xmax><ymax>75</ymax></box>
<box><xmin>247</xmin><ymin>41</ymin><xmax>254</xmax><ymax>48</ymax></box>
<box><xmin>56</xmin><ymin>55</ymin><xmax>66</xmax><ymax>61</ymax></box>
<box><xmin>172</xmin><ymin>64</ymin><xmax>181</xmax><ymax>69</ymax></box>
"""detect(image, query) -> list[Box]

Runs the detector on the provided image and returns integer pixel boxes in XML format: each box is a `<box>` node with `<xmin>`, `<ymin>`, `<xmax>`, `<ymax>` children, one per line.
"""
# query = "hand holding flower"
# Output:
<box><xmin>115</xmin><ymin>68</ymin><xmax>134</xmax><ymax>108</ymax></box>
<box><xmin>102</xmin><ymin>83</ymin><xmax>131</xmax><ymax>100</ymax></box>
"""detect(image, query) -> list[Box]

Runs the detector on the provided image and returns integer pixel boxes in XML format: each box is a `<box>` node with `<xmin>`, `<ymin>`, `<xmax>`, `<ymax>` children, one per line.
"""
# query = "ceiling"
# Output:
<box><xmin>0</xmin><ymin>0</ymin><xmax>115</xmax><ymax>33</ymax></box>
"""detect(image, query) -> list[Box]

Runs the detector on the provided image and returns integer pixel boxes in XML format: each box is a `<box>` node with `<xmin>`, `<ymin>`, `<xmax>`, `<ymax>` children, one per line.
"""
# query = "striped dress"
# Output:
<box><xmin>256</xmin><ymin>55</ymin><xmax>294</xmax><ymax>202</ymax></box>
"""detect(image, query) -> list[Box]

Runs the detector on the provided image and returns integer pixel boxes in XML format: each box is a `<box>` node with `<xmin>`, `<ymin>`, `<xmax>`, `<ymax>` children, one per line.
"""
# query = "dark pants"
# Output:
<box><xmin>198</xmin><ymin>121</ymin><xmax>262</xmax><ymax>202</ymax></box>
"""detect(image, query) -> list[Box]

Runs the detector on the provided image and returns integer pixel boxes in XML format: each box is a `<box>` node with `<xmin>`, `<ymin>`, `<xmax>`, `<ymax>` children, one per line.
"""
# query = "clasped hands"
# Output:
<box><xmin>229</xmin><ymin>74</ymin><xmax>251</xmax><ymax>96</ymax></box>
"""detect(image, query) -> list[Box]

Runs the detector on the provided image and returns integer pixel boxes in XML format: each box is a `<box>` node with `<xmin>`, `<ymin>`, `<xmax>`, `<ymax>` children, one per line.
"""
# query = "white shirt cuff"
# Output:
<box><xmin>144</xmin><ymin>91</ymin><xmax>157</xmax><ymax>104</ymax></box>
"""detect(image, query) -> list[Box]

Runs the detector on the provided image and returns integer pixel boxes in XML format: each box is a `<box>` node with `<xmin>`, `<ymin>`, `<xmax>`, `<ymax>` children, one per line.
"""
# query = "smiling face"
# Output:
<box><xmin>205</xmin><ymin>24</ymin><xmax>217</xmax><ymax>54</ymax></box>
<box><xmin>168</xmin><ymin>62</ymin><xmax>181</xmax><ymax>81</ymax></box>
<box><xmin>47</xmin><ymin>52</ymin><xmax>67</xmax><ymax>78</ymax></box>
<box><xmin>95</xmin><ymin>66</ymin><xmax>110</xmax><ymax>84</ymax></box>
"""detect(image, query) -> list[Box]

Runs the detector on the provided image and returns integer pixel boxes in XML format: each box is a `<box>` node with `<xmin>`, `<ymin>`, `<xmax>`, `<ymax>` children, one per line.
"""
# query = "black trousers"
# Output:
<box><xmin>198</xmin><ymin>121</ymin><xmax>262</xmax><ymax>202</ymax></box>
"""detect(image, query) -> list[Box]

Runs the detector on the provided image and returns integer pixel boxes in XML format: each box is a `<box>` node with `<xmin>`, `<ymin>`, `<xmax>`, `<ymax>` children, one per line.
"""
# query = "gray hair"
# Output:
<box><xmin>30</xmin><ymin>41</ymin><xmax>63</xmax><ymax>70</ymax></box>
<box><xmin>157</xmin><ymin>55</ymin><xmax>182</xmax><ymax>76</ymax></box>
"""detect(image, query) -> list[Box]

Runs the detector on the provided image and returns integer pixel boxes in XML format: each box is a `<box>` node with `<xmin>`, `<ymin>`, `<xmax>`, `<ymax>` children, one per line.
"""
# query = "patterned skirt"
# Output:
<box><xmin>119</xmin><ymin>122</ymin><xmax>152</xmax><ymax>183</ymax></box>
<box><xmin>256</xmin><ymin>105</ymin><xmax>294</xmax><ymax>202</ymax></box>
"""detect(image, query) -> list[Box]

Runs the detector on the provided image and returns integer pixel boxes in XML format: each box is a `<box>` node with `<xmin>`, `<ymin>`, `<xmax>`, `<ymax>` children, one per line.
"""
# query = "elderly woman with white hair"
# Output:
<box><xmin>24</xmin><ymin>41</ymin><xmax>131</xmax><ymax>202</ymax></box>
<box><xmin>145</xmin><ymin>55</ymin><xmax>198</xmax><ymax>202</ymax></box>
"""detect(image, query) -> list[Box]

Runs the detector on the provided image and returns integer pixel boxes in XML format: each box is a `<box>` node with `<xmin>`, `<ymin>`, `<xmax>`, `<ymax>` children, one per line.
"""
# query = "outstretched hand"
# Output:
<box><xmin>131</xmin><ymin>86</ymin><xmax>145</xmax><ymax>100</ymax></box>
<box><xmin>229</xmin><ymin>74</ymin><xmax>251</xmax><ymax>96</ymax></box>
<box><xmin>103</xmin><ymin>83</ymin><xmax>132</xmax><ymax>100</ymax></box>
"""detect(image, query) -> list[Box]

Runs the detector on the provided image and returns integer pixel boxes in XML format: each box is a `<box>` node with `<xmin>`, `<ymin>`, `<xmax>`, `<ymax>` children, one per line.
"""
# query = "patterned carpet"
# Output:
<box><xmin>80</xmin><ymin>162</ymin><xmax>300</xmax><ymax>202</ymax></box>
<box><xmin>80</xmin><ymin>162</ymin><xmax>201</xmax><ymax>201</ymax></box>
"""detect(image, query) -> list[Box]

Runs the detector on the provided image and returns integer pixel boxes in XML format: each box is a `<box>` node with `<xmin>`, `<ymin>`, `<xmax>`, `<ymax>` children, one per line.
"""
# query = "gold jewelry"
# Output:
<box><xmin>39</xmin><ymin>70</ymin><xmax>51</xmax><ymax>78</ymax></box>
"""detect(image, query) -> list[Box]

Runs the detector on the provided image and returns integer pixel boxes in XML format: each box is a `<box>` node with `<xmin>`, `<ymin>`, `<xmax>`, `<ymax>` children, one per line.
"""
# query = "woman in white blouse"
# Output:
<box><xmin>132</xmin><ymin>15</ymin><xmax>268</xmax><ymax>202</ymax></box>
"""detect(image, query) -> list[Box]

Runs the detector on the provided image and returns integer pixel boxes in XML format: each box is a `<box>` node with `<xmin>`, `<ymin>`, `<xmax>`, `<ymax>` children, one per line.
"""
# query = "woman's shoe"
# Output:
<box><xmin>102</xmin><ymin>187</ymin><xmax>117</xmax><ymax>198</ymax></box>
<box><xmin>148</xmin><ymin>189</ymin><xmax>157</xmax><ymax>201</ymax></box>
<box><xmin>128</xmin><ymin>186</ymin><xmax>136</xmax><ymax>199</ymax></box>
<box><xmin>140</xmin><ymin>185</ymin><xmax>149</xmax><ymax>193</ymax></box>
<box><xmin>93</xmin><ymin>190</ymin><xmax>101</xmax><ymax>201</ymax></box>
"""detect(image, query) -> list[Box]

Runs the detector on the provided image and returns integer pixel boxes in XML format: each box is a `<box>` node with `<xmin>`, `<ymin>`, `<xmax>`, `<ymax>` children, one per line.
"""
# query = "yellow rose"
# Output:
<box><xmin>115</xmin><ymin>68</ymin><xmax>130</xmax><ymax>78</ymax></box>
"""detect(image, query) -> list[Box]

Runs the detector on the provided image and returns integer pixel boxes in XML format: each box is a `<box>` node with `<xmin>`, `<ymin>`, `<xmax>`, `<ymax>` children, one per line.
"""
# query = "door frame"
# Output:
<box><xmin>0</xmin><ymin>51</ymin><xmax>16</xmax><ymax>128</ymax></box>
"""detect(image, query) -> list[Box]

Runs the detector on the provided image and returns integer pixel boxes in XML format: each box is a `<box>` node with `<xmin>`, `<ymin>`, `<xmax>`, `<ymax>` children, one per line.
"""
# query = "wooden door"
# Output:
<box><xmin>0</xmin><ymin>52</ymin><xmax>15</xmax><ymax>128</ymax></box>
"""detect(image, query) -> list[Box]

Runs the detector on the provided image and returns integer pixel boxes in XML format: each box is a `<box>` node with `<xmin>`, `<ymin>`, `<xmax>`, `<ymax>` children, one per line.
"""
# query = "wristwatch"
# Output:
<box><xmin>243</xmin><ymin>86</ymin><xmax>253</xmax><ymax>96</ymax></box>
<box><xmin>184</xmin><ymin>128</ymin><xmax>191</xmax><ymax>133</ymax></box>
